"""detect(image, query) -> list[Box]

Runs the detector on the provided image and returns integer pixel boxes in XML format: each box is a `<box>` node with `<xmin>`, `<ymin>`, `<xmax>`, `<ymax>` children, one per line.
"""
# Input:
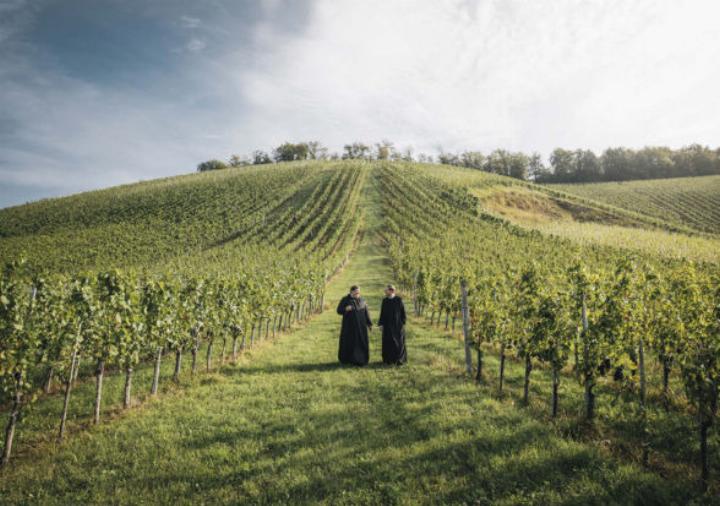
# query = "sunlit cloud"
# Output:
<box><xmin>234</xmin><ymin>0</ymin><xmax>720</xmax><ymax>154</ymax></box>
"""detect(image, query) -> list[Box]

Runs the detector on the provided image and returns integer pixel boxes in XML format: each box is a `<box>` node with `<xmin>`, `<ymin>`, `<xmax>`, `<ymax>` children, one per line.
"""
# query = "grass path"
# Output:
<box><xmin>0</xmin><ymin>176</ymin><xmax>692</xmax><ymax>504</ymax></box>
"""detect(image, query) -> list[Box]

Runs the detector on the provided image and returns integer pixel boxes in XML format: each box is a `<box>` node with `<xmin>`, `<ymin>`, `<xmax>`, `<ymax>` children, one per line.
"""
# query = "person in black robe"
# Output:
<box><xmin>378</xmin><ymin>284</ymin><xmax>407</xmax><ymax>365</ymax></box>
<box><xmin>337</xmin><ymin>285</ymin><xmax>373</xmax><ymax>365</ymax></box>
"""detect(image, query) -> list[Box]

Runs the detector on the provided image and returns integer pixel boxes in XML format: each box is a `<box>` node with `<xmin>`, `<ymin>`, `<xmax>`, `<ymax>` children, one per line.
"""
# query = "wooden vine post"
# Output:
<box><xmin>461</xmin><ymin>279</ymin><xmax>472</xmax><ymax>377</ymax></box>
<box><xmin>581</xmin><ymin>291</ymin><xmax>593</xmax><ymax>420</ymax></box>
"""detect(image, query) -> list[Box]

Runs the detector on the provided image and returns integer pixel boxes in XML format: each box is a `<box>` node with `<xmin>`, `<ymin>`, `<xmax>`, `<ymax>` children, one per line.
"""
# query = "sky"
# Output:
<box><xmin>1</xmin><ymin>0</ymin><xmax>719</xmax><ymax>208</ymax></box>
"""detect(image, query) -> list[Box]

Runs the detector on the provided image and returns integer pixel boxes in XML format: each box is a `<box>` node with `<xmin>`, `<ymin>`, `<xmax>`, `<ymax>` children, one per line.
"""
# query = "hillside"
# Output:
<box><xmin>1</xmin><ymin>161</ymin><xmax>720</xmax><ymax>504</ymax></box>
<box><xmin>413</xmin><ymin>163</ymin><xmax>720</xmax><ymax>263</ymax></box>
<box><xmin>551</xmin><ymin>175</ymin><xmax>720</xmax><ymax>234</ymax></box>
<box><xmin>3</xmin><ymin>162</ymin><xmax>717</xmax><ymax>268</ymax></box>
<box><xmin>0</xmin><ymin>162</ymin><xmax>363</xmax><ymax>273</ymax></box>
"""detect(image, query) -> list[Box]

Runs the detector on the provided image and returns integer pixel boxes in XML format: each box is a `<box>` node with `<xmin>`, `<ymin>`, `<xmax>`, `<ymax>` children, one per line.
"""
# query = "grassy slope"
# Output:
<box><xmin>551</xmin><ymin>176</ymin><xmax>720</xmax><ymax>234</ymax></box>
<box><xmin>411</xmin><ymin>163</ymin><xmax>691</xmax><ymax>231</ymax></box>
<box><xmin>0</xmin><ymin>163</ymin><xmax>301</xmax><ymax>237</ymax></box>
<box><xmin>3</xmin><ymin>162</ymin><xmax>717</xmax><ymax>269</ymax></box>
<box><xmin>414</xmin><ymin>163</ymin><xmax>720</xmax><ymax>263</ymax></box>
<box><xmin>0</xmin><ymin>162</ymin><xmax>320</xmax><ymax>272</ymax></box>
<box><xmin>0</xmin><ymin>172</ymin><xmax>699</xmax><ymax>505</ymax></box>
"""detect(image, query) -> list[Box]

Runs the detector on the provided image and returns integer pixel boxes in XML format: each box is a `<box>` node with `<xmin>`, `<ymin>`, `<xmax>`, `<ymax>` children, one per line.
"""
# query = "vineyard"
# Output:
<box><xmin>1</xmin><ymin>161</ymin><xmax>720</xmax><ymax>503</ymax></box>
<box><xmin>379</xmin><ymin>163</ymin><xmax>720</xmax><ymax>491</ymax></box>
<box><xmin>420</xmin><ymin>162</ymin><xmax>720</xmax><ymax>263</ymax></box>
<box><xmin>552</xmin><ymin>175</ymin><xmax>720</xmax><ymax>234</ymax></box>
<box><xmin>0</xmin><ymin>162</ymin><xmax>364</xmax><ymax>464</ymax></box>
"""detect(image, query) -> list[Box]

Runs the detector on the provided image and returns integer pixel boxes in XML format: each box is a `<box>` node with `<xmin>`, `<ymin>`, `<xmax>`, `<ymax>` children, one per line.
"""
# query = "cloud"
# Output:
<box><xmin>0</xmin><ymin>0</ymin><xmax>38</xmax><ymax>45</ymax></box>
<box><xmin>234</xmin><ymin>0</ymin><xmax>720</xmax><ymax>154</ymax></box>
<box><xmin>1</xmin><ymin>0</ymin><xmax>720</xmax><ymax>208</ymax></box>
<box><xmin>0</xmin><ymin>1</ymin><xmax>255</xmax><ymax>207</ymax></box>
<box><xmin>0</xmin><ymin>70</ymin><xmax>209</xmax><ymax>191</ymax></box>
<box><xmin>180</xmin><ymin>15</ymin><xmax>201</xmax><ymax>28</ymax></box>
<box><xmin>185</xmin><ymin>37</ymin><xmax>206</xmax><ymax>53</ymax></box>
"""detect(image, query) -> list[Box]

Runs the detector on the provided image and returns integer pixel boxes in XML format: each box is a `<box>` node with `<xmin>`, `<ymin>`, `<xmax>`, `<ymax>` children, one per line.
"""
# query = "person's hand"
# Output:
<box><xmin>345</xmin><ymin>305</ymin><xmax>353</xmax><ymax>312</ymax></box>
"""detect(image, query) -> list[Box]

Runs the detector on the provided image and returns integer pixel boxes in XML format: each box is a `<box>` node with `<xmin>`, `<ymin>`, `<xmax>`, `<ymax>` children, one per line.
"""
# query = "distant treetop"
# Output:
<box><xmin>535</xmin><ymin>145</ymin><xmax>720</xmax><ymax>183</ymax></box>
<box><xmin>197</xmin><ymin>159</ymin><xmax>228</xmax><ymax>172</ymax></box>
<box><xmin>197</xmin><ymin>141</ymin><xmax>720</xmax><ymax>184</ymax></box>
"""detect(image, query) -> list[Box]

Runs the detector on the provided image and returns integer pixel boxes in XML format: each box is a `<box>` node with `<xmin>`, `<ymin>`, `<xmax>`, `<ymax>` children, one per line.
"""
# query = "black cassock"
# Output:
<box><xmin>378</xmin><ymin>296</ymin><xmax>407</xmax><ymax>364</ymax></box>
<box><xmin>337</xmin><ymin>295</ymin><xmax>373</xmax><ymax>365</ymax></box>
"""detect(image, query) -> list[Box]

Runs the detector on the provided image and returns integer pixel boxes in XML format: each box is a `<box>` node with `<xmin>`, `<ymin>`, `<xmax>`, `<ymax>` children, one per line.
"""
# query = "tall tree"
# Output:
<box><xmin>508</xmin><ymin>152</ymin><xmax>530</xmax><ymax>180</ymax></box>
<box><xmin>274</xmin><ymin>143</ymin><xmax>309</xmax><ymax>162</ymax></box>
<box><xmin>252</xmin><ymin>150</ymin><xmax>272</xmax><ymax>165</ymax></box>
<box><xmin>485</xmin><ymin>149</ymin><xmax>511</xmax><ymax>176</ymax></box>
<box><xmin>528</xmin><ymin>152</ymin><xmax>547</xmax><ymax>181</ymax></box>
<box><xmin>342</xmin><ymin>143</ymin><xmax>371</xmax><ymax>160</ymax></box>
<box><xmin>600</xmin><ymin>147</ymin><xmax>633</xmax><ymax>181</ymax></box>
<box><xmin>460</xmin><ymin>151</ymin><xmax>485</xmax><ymax>169</ymax></box>
<box><xmin>375</xmin><ymin>140</ymin><xmax>395</xmax><ymax>160</ymax></box>
<box><xmin>228</xmin><ymin>154</ymin><xmax>250</xmax><ymax>167</ymax></box>
<box><xmin>549</xmin><ymin>148</ymin><xmax>575</xmax><ymax>181</ymax></box>
<box><xmin>197</xmin><ymin>160</ymin><xmax>228</xmax><ymax>172</ymax></box>
<box><xmin>437</xmin><ymin>152</ymin><xmax>460</xmax><ymax>165</ymax></box>
<box><xmin>574</xmin><ymin>150</ymin><xmax>601</xmax><ymax>182</ymax></box>
<box><xmin>306</xmin><ymin>141</ymin><xmax>328</xmax><ymax>160</ymax></box>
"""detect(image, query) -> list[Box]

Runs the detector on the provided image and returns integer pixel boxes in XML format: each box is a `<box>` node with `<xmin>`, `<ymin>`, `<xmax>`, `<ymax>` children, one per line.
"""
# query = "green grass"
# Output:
<box><xmin>409</xmin><ymin>162</ymin><xmax>699</xmax><ymax>233</ymax></box>
<box><xmin>526</xmin><ymin>219</ymin><xmax>720</xmax><ymax>263</ymax></box>
<box><xmin>0</xmin><ymin>175</ymin><xmax>705</xmax><ymax>505</ymax></box>
<box><xmin>406</xmin><ymin>163</ymin><xmax>720</xmax><ymax>262</ymax></box>
<box><xmin>552</xmin><ymin>175</ymin><xmax>720</xmax><ymax>234</ymax></box>
<box><xmin>0</xmin><ymin>162</ymin><xmax>323</xmax><ymax>272</ymax></box>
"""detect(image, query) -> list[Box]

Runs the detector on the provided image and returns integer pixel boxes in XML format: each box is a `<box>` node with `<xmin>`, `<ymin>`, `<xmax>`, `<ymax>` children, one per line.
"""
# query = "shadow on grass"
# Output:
<box><xmin>235</xmin><ymin>360</ymin><xmax>394</xmax><ymax>376</ymax></box>
<box><xmin>134</xmin><ymin>375</ymin><xmax>689</xmax><ymax>505</ymax></box>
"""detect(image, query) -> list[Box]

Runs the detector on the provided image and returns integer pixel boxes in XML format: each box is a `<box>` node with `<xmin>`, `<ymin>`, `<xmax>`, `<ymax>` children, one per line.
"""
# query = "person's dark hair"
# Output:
<box><xmin>350</xmin><ymin>285</ymin><xmax>359</xmax><ymax>292</ymax></box>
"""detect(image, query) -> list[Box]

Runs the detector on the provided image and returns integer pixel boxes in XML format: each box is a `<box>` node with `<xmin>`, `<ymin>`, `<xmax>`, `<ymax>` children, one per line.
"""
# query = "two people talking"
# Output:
<box><xmin>336</xmin><ymin>284</ymin><xmax>407</xmax><ymax>366</ymax></box>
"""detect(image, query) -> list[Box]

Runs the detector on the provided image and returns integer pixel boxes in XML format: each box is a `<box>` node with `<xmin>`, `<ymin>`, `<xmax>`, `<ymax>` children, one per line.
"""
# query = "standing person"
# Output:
<box><xmin>378</xmin><ymin>284</ymin><xmax>407</xmax><ymax>365</ymax></box>
<box><xmin>337</xmin><ymin>285</ymin><xmax>373</xmax><ymax>365</ymax></box>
